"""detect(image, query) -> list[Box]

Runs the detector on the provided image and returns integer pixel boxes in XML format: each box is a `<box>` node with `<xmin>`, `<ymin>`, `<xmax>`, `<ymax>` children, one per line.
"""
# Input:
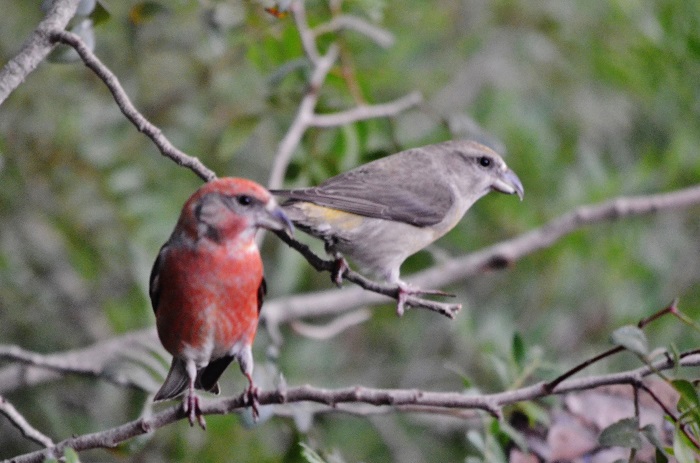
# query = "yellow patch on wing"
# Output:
<box><xmin>299</xmin><ymin>202</ymin><xmax>365</xmax><ymax>231</ymax></box>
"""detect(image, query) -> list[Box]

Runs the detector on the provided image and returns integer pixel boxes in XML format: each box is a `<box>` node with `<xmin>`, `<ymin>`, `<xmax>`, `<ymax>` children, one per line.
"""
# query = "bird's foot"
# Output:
<box><xmin>331</xmin><ymin>257</ymin><xmax>349</xmax><ymax>287</ymax></box>
<box><xmin>245</xmin><ymin>374</ymin><xmax>260</xmax><ymax>421</ymax></box>
<box><xmin>396</xmin><ymin>283</ymin><xmax>455</xmax><ymax>316</ymax></box>
<box><xmin>183</xmin><ymin>392</ymin><xmax>206</xmax><ymax>430</ymax></box>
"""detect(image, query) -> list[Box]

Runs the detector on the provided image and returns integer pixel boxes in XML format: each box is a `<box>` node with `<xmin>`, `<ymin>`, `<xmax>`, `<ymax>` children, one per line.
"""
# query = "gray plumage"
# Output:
<box><xmin>272</xmin><ymin>140</ymin><xmax>524</xmax><ymax>286</ymax></box>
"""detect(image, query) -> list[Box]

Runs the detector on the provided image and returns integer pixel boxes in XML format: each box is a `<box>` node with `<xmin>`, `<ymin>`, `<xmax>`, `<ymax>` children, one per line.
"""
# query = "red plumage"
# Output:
<box><xmin>150</xmin><ymin>178</ymin><xmax>292</xmax><ymax>428</ymax></box>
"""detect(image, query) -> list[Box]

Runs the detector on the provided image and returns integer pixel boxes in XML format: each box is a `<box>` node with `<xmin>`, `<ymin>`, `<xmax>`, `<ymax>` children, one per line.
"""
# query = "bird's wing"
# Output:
<box><xmin>257</xmin><ymin>277</ymin><xmax>267</xmax><ymax>315</ymax></box>
<box><xmin>272</xmin><ymin>156</ymin><xmax>454</xmax><ymax>227</ymax></box>
<box><xmin>149</xmin><ymin>243</ymin><xmax>168</xmax><ymax>314</ymax></box>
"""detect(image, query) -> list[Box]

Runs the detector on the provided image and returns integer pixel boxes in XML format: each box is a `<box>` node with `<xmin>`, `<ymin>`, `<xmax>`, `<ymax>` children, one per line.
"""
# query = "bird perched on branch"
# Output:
<box><xmin>272</xmin><ymin>140</ymin><xmax>524</xmax><ymax>315</ymax></box>
<box><xmin>150</xmin><ymin>177</ymin><xmax>293</xmax><ymax>429</ymax></box>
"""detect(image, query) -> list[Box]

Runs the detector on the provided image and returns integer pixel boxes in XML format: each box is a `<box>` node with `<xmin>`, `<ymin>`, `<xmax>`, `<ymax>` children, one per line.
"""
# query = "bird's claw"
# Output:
<box><xmin>395</xmin><ymin>284</ymin><xmax>454</xmax><ymax>316</ymax></box>
<box><xmin>184</xmin><ymin>393</ymin><xmax>206</xmax><ymax>430</ymax></box>
<box><xmin>246</xmin><ymin>383</ymin><xmax>260</xmax><ymax>421</ymax></box>
<box><xmin>331</xmin><ymin>257</ymin><xmax>348</xmax><ymax>287</ymax></box>
<box><xmin>396</xmin><ymin>290</ymin><xmax>408</xmax><ymax>317</ymax></box>
<box><xmin>244</xmin><ymin>373</ymin><xmax>260</xmax><ymax>420</ymax></box>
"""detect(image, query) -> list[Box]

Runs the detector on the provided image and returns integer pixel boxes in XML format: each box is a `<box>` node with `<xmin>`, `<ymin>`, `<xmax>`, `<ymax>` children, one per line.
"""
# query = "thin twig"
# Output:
<box><xmin>310</xmin><ymin>91</ymin><xmax>423</xmax><ymax>127</ymax></box>
<box><xmin>49</xmin><ymin>30</ymin><xmax>216</xmax><ymax>182</ymax></box>
<box><xmin>267</xmin><ymin>44</ymin><xmax>339</xmax><ymax>190</ymax></box>
<box><xmin>0</xmin><ymin>395</ymin><xmax>54</xmax><ymax>449</ymax></box>
<box><xmin>267</xmin><ymin>1</ymin><xmax>423</xmax><ymax>190</ymax></box>
<box><xmin>314</xmin><ymin>15</ymin><xmax>395</xmax><ymax>48</ymax></box>
<box><xmin>544</xmin><ymin>300</ymin><xmax>700</xmax><ymax>450</ymax></box>
<box><xmin>544</xmin><ymin>300</ymin><xmax>678</xmax><ymax>391</ymax></box>
<box><xmin>273</xmin><ymin>230</ymin><xmax>462</xmax><ymax>318</ymax></box>
<box><xmin>291</xmin><ymin>0</ymin><xmax>320</xmax><ymax>63</ymax></box>
<box><xmin>544</xmin><ymin>346</ymin><xmax>626</xmax><ymax>393</ymax></box>
<box><xmin>637</xmin><ymin>380</ymin><xmax>700</xmax><ymax>449</ymax></box>
<box><xmin>290</xmin><ymin>308</ymin><xmax>372</xmax><ymax>340</ymax></box>
<box><xmin>0</xmin><ymin>328</ymin><xmax>160</xmax><ymax>393</ymax></box>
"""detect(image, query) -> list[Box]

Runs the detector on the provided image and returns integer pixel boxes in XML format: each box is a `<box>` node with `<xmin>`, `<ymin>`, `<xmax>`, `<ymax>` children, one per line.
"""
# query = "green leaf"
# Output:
<box><xmin>599</xmin><ymin>417</ymin><xmax>642</xmax><ymax>449</ymax></box>
<box><xmin>669</xmin><ymin>344</ymin><xmax>681</xmax><ymax>375</ymax></box>
<box><xmin>498</xmin><ymin>420</ymin><xmax>528</xmax><ymax>452</ymax></box>
<box><xmin>655</xmin><ymin>447</ymin><xmax>669</xmax><ymax>463</ymax></box>
<box><xmin>442</xmin><ymin>362</ymin><xmax>473</xmax><ymax>388</ymax></box>
<box><xmin>517</xmin><ymin>401</ymin><xmax>551</xmax><ymax>427</ymax></box>
<box><xmin>90</xmin><ymin>1</ymin><xmax>111</xmax><ymax>26</ymax></box>
<box><xmin>466</xmin><ymin>429</ymin><xmax>486</xmax><ymax>453</ymax></box>
<box><xmin>129</xmin><ymin>1</ymin><xmax>168</xmax><ymax>25</ymax></box>
<box><xmin>299</xmin><ymin>443</ymin><xmax>328</xmax><ymax>463</ymax></box>
<box><xmin>671</xmin><ymin>379</ymin><xmax>700</xmax><ymax>426</ymax></box>
<box><xmin>512</xmin><ymin>332</ymin><xmax>525</xmax><ymax>369</ymax></box>
<box><xmin>63</xmin><ymin>447</ymin><xmax>81</xmax><ymax>463</ymax></box>
<box><xmin>610</xmin><ymin>325</ymin><xmax>648</xmax><ymax>356</ymax></box>
<box><xmin>672</xmin><ymin>379</ymin><xmax>700</xmax><ymax>411</ymax></box>
<box><xmin>641</xmin><ymin>424</ymin><xmax>670</xmax><ymax>459</ymax></box>
<box><xmin>672</xmin><ymin>427</ymin><xmax>698</xmax><ymax>463</ymax></box>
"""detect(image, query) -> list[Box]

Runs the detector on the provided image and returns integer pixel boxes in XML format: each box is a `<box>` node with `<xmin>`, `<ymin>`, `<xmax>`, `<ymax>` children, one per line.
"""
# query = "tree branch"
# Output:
<box><xmin>409</xmin><ymin>184</ymin><xmax>700</xmax><ymax>289</ymax></box>
<box><xmin>309</xmin><ymin>91</ymin><xmax>423</xmax><ymax>127</ymax></box>
<box><xmin>544</xmin><ymin>299</ymin><xmax>683</xmax><ymax>392</ymax></box>
<box><xmin>267</xmin><ymin>44</ymin><xmax>339</xmax><ymax>189</ymax></box>
<box><xmin>8</xmin><ymin>352</ymin><xmax>700</xmax><ymax>463</ymax></box>
<box><xmin>3</xmin><ymin>187</ymin><xmax>700</xmax><ymax>394</ymax></box>
<box><xmin>0</xmin><ymin>0</ymin><xmax>81</xmax><ymax>105</ymax></box>
<box><xmin>0</xmin><ymin>396</ymin><xmax>54</xmax><ymax>449</ymax></box>
<box><xmin>313</xmin><ymin>15</ymin><xmax>395</xmax><ymax>48</ymax></box>
<box><xmin>290</xmin><ymin>308</ymin><xmax>372</xmax><ymax>340</ymax></box>
<box><xmin>263</xmin><ymin>184</ymin><xmax>700</xmax><ymax>327</ymax></box>
<box><xmin>267</xmin><ymin>1</ymin><xmax>423</xmax><ymax>190</ymax></box>
<box><xmin>48</xmin><ymin>30</ymin><xmax>217</xmax><ymax>182</ymax></box>
<box><xmin>290</xmin><ymin>0</ymin><xmax>320</xmax><ymax>64</ymax></box>
<box><xmin>272</xmin><ymin>230</ymin><xmax>462</xmax><ymax>319</ymax></box>
<box><xmin>0</xmin><ymin>328</ymin><xmax>160</xmax><ymax>394</ymax></box>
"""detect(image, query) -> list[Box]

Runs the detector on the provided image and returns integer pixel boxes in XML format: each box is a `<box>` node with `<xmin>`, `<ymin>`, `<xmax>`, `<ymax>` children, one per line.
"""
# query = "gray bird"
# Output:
<box><xmin>272</xmin><ymin>140</ymin><xmax>524</xmax><ymax>314</ymax></box>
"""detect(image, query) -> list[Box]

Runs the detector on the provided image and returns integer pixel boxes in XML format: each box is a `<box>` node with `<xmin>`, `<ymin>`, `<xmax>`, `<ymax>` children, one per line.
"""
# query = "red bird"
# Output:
<box><xmin>150</xmin><ymin>178</ymin><xmax>293</xmax><ymax>428</ymax></box>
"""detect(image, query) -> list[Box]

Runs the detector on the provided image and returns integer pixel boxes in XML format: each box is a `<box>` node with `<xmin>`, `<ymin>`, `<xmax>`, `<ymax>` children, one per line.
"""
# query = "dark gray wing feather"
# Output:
<box><xmin>257</xmin><ymin>277</ymin><xmax>266</xmax><ymax>315</ymax></box>
<box><xmin>272</xmin><ymin>150</ymin><xmax>454</xmax><ymax>227</ymax></box>
<box><xmin>149</xmin><ymin>244</ymin><xmax>169</xmax><ymax>314</ymax></box>
<box><xmin>196</xmin><ymin>355</ymin><xmax>234</xmax><ymax>393</ymax></box>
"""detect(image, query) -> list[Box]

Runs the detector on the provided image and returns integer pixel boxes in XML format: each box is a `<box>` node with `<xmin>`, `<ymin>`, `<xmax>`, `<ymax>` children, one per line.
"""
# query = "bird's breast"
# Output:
<box><xmin>155</xmin><ymin>241</ymin><xmax>263</xmax><ymax>363</ymax></box>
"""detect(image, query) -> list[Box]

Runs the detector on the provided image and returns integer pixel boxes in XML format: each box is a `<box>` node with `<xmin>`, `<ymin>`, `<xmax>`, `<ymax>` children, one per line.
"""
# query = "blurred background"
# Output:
<box><xmin>1</xmin><ymin>0</ymin><xmax>700</xmax><ymax>461</ymax></box>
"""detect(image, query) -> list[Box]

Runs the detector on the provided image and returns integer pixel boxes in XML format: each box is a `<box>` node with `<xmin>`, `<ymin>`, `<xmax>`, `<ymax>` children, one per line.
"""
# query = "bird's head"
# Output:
<box><xmin>450</xmin><ymin>140</ymin><xmax>524</xmax><ymax>202</ymax></box>
<box><xmin>178</xmin><ymin>178</ymin><xmax>293</xmax><ymax>244</ymax></box>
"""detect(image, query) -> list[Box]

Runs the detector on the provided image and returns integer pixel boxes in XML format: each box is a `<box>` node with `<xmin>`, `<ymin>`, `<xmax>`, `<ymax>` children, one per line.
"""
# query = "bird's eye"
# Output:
<box><xmin>478</xmin><ymin>156</ymin><xmax>491</xmax><ymax>168</ymax></box>
<box><xmin>237</xmin><ymin>195</ymin><xmax>253</xmax><ymax>206</ymax></box>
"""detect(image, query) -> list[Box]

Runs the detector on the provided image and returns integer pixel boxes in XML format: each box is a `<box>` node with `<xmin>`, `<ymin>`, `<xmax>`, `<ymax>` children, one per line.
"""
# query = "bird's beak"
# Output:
<box><xmin>259</xmin><ymin>201</ymin><xmax>294</xmax><ymax>236</ymax></box>
<box><xmin>492</xmin><ymin>168</ymin><xmax>524</xmax><ymax>201</ymax></box>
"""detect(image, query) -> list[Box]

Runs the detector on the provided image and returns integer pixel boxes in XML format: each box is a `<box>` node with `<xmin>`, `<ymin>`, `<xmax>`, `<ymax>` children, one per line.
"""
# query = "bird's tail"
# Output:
<box><xmin>154</xmin><ymin>357</ymin><xmax>189</xmax><ymax>401</ymax></box>
<box><xmin>196</xmin><ymin>355</ymin><xmax>234</xmax><ymax>394</ymax></box>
